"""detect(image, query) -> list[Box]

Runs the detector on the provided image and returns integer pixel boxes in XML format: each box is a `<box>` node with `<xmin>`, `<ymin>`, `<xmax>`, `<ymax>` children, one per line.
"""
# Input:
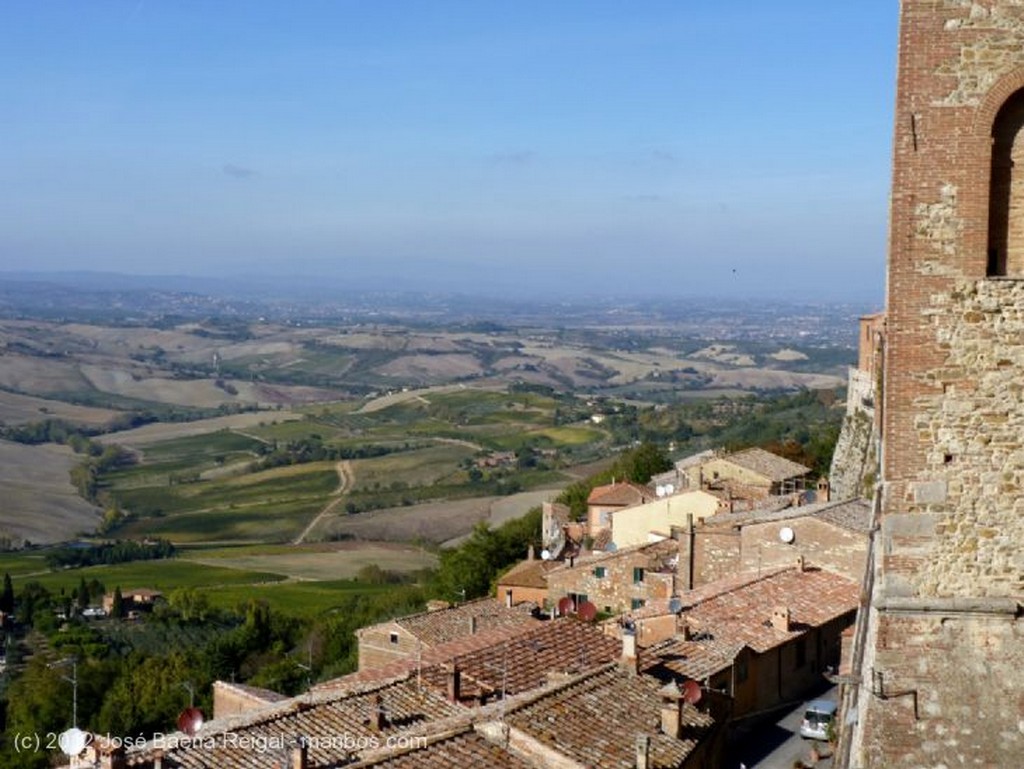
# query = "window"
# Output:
<box><xmin>989</xmin><ymin>88</ymin><xmax>1024</xmax><ymax>276</ymax></box>
<box><xmin>389</xmin><ymin>631</ymin><xmax>399</xmax><ymax>645</ymax></box>
<box><xmin>632</xmin><ymin>567</ymin><xmax>645</xmax><ymax>584</ymax></box>
<box><xmin>631</xmin><ymin>598</ymin><xmax>646</xmax><ymax>611</ymax></box>
<box><xmin>593</xmin><ymin>566</ymin><xmax>607</xmax><ymax>579</ymax></box>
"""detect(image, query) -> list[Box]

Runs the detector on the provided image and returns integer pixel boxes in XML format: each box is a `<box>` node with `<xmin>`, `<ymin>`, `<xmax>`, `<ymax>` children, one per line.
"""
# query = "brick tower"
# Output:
<box><xmin>848</xmin><ymin>3</ymin><xmax>1024</xmax><ymax>766</ymax></box>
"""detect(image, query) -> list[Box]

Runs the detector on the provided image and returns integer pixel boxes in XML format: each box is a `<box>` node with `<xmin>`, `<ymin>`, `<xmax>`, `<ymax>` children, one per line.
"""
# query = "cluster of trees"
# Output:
<box><xmin>70</xmin><ymin>444</ymin><xmax>136</xmax><ymax>503</ymax></box>
<box><xmin>251</xmin><ymin>437</ymin><xmax>398</xmax><ymax>470</ymax></box>
<box><xmin>44</xmin><ymin>539</ymin><xmax>175</xmax><ymax>570</ymax></box>
<box><xmin>0</xmin><ymin>577</ymin><xmax>427</xmax><ymax>767</ymax></box>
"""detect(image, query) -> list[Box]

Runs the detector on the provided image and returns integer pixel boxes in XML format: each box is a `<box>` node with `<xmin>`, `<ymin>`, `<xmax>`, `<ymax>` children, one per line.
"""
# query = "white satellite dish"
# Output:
<box><xmin>656</xmin><ymin>485</ymin><xmax>666</xmax><ymax>497</ymax></box>
<box><xmin>779</xmin><ymin>526</ymin><xmax>795</xmax><ymax>544</ymax></box>
<box><xmin>540</xmin><ymin>549</ymin><xmax>551</xmax><ymax>561</ymax></box>
<box><xmin>665</xmin><ymin>483</ymin><xmax>674</xmax><ymax>495</ymax></box>
<box><xmin>59</xmin><ymin>727</ymin><xmax>88</xmax><ymax>757</ymax></box>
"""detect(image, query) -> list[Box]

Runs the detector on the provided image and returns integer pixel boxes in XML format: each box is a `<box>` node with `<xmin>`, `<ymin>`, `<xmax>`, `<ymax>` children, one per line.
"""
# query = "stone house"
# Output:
<box><xmin>496</xmin><ymin>551</ymin><xmax>558</xmax><ymax>608</ymax></box>
<box><xmin>545</xmin><ymin>539</ymin><xmax>679</xmax><ymax>616</ymax></box>
<box><xmin>355</xmin><ymin>597</ymin><xmax>539</xmax><ymax>671</ymax></box>
<box><xmin>695</xmin><ymin>447</ymin><xmax>810</xmax><ymax>496</ymax></box>
<box><xmin>684</xmin><ymin>497</ymin><xmax>872</xmax><ymax>589</ymax></box>
<box><xmin>626</xmin><ymin>564</ymin><xmax>859</xmax><ymax>718</ymax></box>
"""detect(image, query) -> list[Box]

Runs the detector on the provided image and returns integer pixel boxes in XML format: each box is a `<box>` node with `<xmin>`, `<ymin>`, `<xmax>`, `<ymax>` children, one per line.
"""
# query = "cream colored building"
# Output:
<box><xmin>609</xmin><ymin>489</ymin><xmax>722</xmax><ymax>549</ymax></box>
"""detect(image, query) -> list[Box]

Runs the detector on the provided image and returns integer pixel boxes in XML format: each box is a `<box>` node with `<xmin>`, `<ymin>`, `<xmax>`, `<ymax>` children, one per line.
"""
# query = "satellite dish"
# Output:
<box><xmin>682</xmin><ymin>679</ymin><xmax>703</xmax><ymax>705</ymax></box>
<box><xmin>177</xmin><ymin>706</ymin><xmax>205</xmax><ymax>736</ymax></box>
<box><xmin>58</xmin><ymin>727</ymin><xmax>88</xmax><ymax>757</ymax></box>
<box><xmin>605</xmin><ymin>542</ymin><xmax>618</xmax><ymax>553</ymax></box>
<box><xmin>578</xmin><ymin>601</ymin><xmax>597</xmax><ymax>622</ymax></box>
<box><xmin>779</xmin><ymin>526</ymin><xmax>795</xmax><ymax>544</ymax></box>
<box><xmin>656</xmin><ymin>485</ymin><xmax>666</xmax><ymax>497</ymax></box>
<box><xmin>665</xmin><ymin>484</ymin><xmax>675</xmax><ymax>495</ymax></box>
<box><xmin>669</xmin><ymin>597</ymin><xmax>683</xmax><ymax>614</ymax></box>
<box><xmin>540</xmin><ymin>549</ymin><xmax>551</xmax><ymax>561</ymax></box>
<box><xmin>557</xmin><ymin>596</ymin><xmax>574</xmax><ymax>616</ymax></box>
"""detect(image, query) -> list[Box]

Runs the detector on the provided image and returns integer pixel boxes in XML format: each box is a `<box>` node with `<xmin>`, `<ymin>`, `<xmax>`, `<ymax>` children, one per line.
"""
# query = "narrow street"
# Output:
<box><xmin>724</xmin><ymin>686</ymin><xmax>837</xmax><ymax>769</ymax></box>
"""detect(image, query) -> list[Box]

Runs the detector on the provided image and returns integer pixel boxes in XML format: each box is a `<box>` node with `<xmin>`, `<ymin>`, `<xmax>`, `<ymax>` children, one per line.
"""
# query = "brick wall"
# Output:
<box><xmin>854</xmin><ymin>3</ymin><xmax>1024</xmax><ymax>765</ymax></box>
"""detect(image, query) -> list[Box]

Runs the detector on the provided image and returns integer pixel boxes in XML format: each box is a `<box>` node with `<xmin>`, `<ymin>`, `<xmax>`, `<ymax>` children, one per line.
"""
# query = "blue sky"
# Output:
<box><xmin>0</xmin><ymin>2</ymin><xmax>897</xmax><ymax>301</ymax></box>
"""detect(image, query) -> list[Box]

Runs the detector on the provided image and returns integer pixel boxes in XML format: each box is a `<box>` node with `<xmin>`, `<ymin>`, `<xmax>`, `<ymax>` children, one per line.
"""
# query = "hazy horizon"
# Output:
<box><xmin>1</xmin><ymin>3</ymin><xmax>896</xmax><ymax>304</ymax></box>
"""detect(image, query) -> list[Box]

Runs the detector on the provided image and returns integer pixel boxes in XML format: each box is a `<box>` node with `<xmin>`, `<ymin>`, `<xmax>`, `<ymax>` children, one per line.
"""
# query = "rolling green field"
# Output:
<box><xmin>11</xmin><ymin>558</ymin><xmax>287</xmax><ymax>594</ymax></box>
<box><xmin>91</xmin><ymin>385</ymin><xmax>607</xmax><ymax>546</ymax></box>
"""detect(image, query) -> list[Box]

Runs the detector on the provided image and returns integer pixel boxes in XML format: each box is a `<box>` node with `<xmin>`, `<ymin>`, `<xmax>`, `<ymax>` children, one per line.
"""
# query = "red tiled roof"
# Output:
<box><xmin>640</xmin><ymin>636</ymin><xmax>743</xmax><ymax>682</ymax></box>
<box><xmin>496</xmin><ymin>558</ymin><xmax>556</xmax><ymax>589</ymax></box>
<box><xmin>678</xmin><ymin>567</ymin><xmax>859</xmax><ymax>654</ymax></box>
<box><xmin>587</xmin><ymin>481</ymin><xmax>655</xmax><ymax>507</ymax></box>
<box><xmin>347</xmin><ymin>727</ymin><xmax>535</xmax><ymax>768</ymax></box>
<box><xmin>506</xmin><ymin>664</ymin><xmax>715</xmax><ymax>769</ymax></box>
<box><xmin>719</xmin><ymin>448</ymin><xmax>811</xmax><ymax>482</ymax></box>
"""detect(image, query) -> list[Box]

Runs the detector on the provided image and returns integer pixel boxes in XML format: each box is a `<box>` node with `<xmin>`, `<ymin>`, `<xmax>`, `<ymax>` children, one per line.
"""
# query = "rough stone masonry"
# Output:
<box><xmin>845</xmin><ymin>3</ymin><xmax>1024</xmax><ymax>767</ymax></box>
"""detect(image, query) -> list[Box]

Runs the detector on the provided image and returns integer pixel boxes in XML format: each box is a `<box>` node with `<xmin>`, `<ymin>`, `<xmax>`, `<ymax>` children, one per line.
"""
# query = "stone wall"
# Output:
<box><xmin>850</xmin><ymin>3</ymin><xmax>1024</xmax><ymax>766</ymax></box>
<box><xmin>546</xmin><ymin>544</ymin><xmax>677</xmax><ymax>615</ymax></box>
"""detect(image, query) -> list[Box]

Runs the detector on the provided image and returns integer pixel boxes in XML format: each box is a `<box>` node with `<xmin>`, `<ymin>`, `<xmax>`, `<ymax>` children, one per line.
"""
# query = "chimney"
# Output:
<box><xmin>504</xmin><ymin>588</ymin><xmax>513</xmax><ymax>609</ymax></box>
<box><xmin>620</xmin><ymin>623</ymin><xmax>638</xmax><ymax>674</ymax></box>
<box><xmin>447</xmin><ymin>665</ymin><xmax>461</xmax><ymax>702</ymax></box>
<box><xmin>658</xmin><ymin>681</ymin><xmax>684</xmax><ymax>739</ymax></box>
<box><xmin>469</xmin><ymin>615</ymin><xmax>478</xmax><ymax>635</ymax></box>
<box><xmin>817</xmin><ymin>477</ymin><xmax>830</xmax><ymax>503</ymax></box>
<box><xmin>527</xmin><ymin>544</ymin><xmax>535</xmax><ymax>561</ymax></box>
<box><xmin>291</xmin><ymin>736</ymin><xmax>308</xmax><ymax>769</ymax></box>
<box><xmin>370</xmin><ymin>693</ymin><xmax>385</xmax><ymax>731</ymax></box>
<box><xmin>635</xmin><ymin>733</ymin><xmax>651</xmax><ymax>769</ymax></box>
<box><xmin>770</xmin><ymin>606</ymin><xmax>791</xmax><ymax>632</ymax></box>
<box><xmin>152</xmin><ymin>753</ymin><xmax>164</xmax><ymax>769</ymax></box>
<box><xmin>795</xmin><ymin>554</ymin><xmax>806</xmax><ymax>573</ymax></box>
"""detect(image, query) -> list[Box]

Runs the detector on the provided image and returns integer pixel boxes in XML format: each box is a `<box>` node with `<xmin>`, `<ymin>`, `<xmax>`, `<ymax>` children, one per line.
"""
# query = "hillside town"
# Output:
<box><xmin>61</xmin><ymin>317</ymin><xmax>885</xmax><ymax>769</ymax></box>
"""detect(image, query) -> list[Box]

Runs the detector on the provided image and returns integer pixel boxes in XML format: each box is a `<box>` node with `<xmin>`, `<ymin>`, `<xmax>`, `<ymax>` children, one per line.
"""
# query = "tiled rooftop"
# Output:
<box><xmin>699</xmin><ymin>496</ymin><xmax>872</xmax><ymax>533</ymax></box>
<box><xmin>677</xmin><ymin>567</ymin><xmax>859</xmax><ymax>653</ymax></box>
<box><xmin>497</xmin><ymin>558</ymin><xmax>557</xmax><ymax>589</ymax></box>
<box><xmin>587</xmin><ymin>481</ymin><xmax>655</xmax><ymax>507</ymax></box>
<box><xmin>419</xmin><ymin>617</ymin><xmax>621</xmax><ymax>701</ymax></box>
<box><xmin>127</xmin><ymin>675</ymin><xmax>462</xmax><ymax>769</ymax></box>
<box><xmin>506</xmin><ymin>664</ymin><xmax>715</xmax><ymax>769</ymax></box>
<box><xmin>347</xmin><ymin>727</ymin><xmax>535</xmax><ymax>769</ymax></box>
<box><xmin>640</xmin><ymin>636</ymin><xmax>743</xmax><ymax>682</ymax></box>
<box><xmin>721</xmin><ymin>447</ymin><xmax>811</xmax><ymax>482</ymax></box>
<box><xmin>546</xmin><ymin>538</ymin><xmax>679</xmax><ymax>575</ymax></box>
<box><xmin>360</xmin><ymin>597</ymin><xmax>540</xmax><ymax>648</ymax></box>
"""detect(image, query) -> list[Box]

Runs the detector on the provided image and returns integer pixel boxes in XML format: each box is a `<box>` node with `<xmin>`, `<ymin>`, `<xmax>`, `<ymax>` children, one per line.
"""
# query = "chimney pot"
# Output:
<box><xmin>635</xmin><ymin>733</ymin><xmax>651</xmax><ymax>769</ymax></box>
<box><xmin>621</xmin><ymin>623</ymin><xmax>638</xmax><ymax>674</ymax></box>
<box><xmin>528</xmin><ymin>544</ymin><xmax>535</xmax><ymax>561</ymax></box>
<box><xmin>659</xmin><ymin>682</ymin><xmax>684</xmax><ymax>739</ymax></box>
<box><xmin>291</xmin><ymin>736</ymin><xmax>308</xmax><ymax>769</ymax></box>
<box><xmin>770</xmin><ymin>606</ymin><xmax>791</xmax><ymax>632</ymax></box>
<box><xmin>447</xmin><ymin>665</ymin><xmax>461</xmax><ymax>702</ymax></box>
<box><xmin>795</xmin><ymin>555</ymin><xmax>806</xmax><ymax>573</ymax></box>
<box><xmin>469</xmin><ymin>615</ymin><xmax>478</xmax><ymax>634</ymax></box>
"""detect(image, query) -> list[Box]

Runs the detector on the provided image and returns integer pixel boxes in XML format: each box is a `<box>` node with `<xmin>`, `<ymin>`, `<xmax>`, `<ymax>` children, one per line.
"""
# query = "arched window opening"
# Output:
<box><xmin>988</xmin><ymin>89</ymin><xmax>1024</xmax><ymax>276</ymax></box>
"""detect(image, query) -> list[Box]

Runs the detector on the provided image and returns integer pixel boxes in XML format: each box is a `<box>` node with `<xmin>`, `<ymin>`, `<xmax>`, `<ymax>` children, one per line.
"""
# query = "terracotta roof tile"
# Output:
<box><xmin>640</xmin><ymin>636</ymin><xmax>743</xmax><ymax>682</ymax></box>
<box><xmin>678</xmin><ymin>567</ymin><xmax>859</xmax><ymax>653</ymax></box>
<box><xmin>505</xmin><ymin>664</ymin><xmax>715</xmax><ymax>769</ymax></box>
<box><xmin>348</xmin><ymin>728</ymin><xmax>535</xmax><ymax>768</ymax></box>
<box><xmin>127</xmin><ymin>676</ymin><xmax>462</xmax><ymax>769</ymax></box>
<box><xmin>587</xmin><ymin>481</ymin><xmax>655</xmax><ymax>507</ymax></box>
<box><xmin>497</xmin><ymin>558</ymin><xmax>557</xmax><ymax>589</ymax></box>
<box><xmin>720</xmin><ymin>447</ymin><xmax>811</xmax><ymax>482</ymax></box>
